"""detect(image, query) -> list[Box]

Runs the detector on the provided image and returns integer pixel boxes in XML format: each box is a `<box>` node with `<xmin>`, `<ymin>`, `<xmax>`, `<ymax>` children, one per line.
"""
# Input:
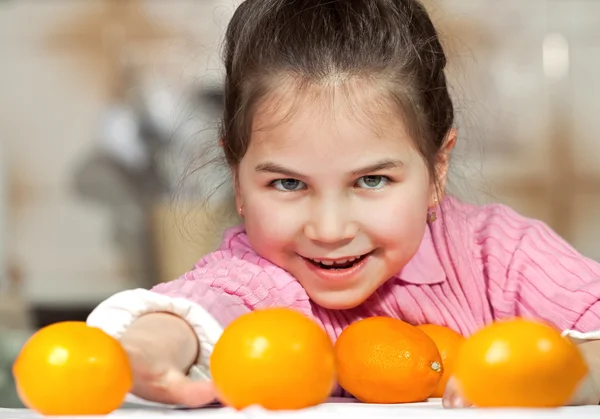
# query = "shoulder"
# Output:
<box><xmin>187</xmin><ymin>224</ymin><xmax>298</xmax><ymax>286</ymax></box>
<box><xmin>193</xmin><ymin>224</ymin><xmax>274</xmax><ymax>269</ymax></box>
<box><xmin>439</xmin><ymin>195</ymin><xmax>582</xmax><ymax>264</ymax></box>
<box><xmin>440</xmin><ymin>195</ymin><xmax>521</xmax><ymax>223</ymax></box>
<box><xmin>431</xmin><ymin>195</ymin><xmax>553</xmax><ymax>267</ymax></box>
<box><xmin>153</xmin><ymin>224</ymin><xmax>309</xmax><ymax>309</ymax></box>
<box><xmin>438</xmin><ymin>195</ymin><xmax>544</xmax><ymax>239</ymax></box>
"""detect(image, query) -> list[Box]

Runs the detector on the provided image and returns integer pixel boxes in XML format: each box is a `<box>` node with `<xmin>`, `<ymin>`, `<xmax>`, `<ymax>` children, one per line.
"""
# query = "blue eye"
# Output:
<box><xmin>356</xmin><ymin>175</ymin><xmax>389</xmax><ymax>189</ymax></box>
<box><xmin>271</xmin><ymin>179</ymin><xmax>306</xmax><ymax>191</ymax></box>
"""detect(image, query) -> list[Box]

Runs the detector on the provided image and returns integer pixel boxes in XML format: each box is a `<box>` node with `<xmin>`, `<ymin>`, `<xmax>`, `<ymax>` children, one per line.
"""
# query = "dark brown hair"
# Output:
<box><xmin>219</xmin><ymin>0</ymin><xmax>454</xmax><ymax>179</ymax></box>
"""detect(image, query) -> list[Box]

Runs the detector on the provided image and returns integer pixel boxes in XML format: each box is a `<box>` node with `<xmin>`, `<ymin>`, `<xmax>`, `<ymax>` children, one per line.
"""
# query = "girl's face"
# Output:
<box><xmin>235</xmin><ymin>81</ymin><xmax>449</xmax><ymax>310</ymax></box>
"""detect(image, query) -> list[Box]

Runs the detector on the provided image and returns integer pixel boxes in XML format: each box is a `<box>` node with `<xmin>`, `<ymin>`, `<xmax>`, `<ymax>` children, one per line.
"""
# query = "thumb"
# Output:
<box><xmin>160</xmin><ymin>370</ymin><xmax>218</xmax><ymax>408</ymax></box>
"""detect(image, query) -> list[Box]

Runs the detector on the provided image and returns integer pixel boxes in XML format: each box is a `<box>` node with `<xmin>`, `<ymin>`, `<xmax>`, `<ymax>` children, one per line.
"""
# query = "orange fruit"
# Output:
<box><xmin>210</xmin><ymin>308</ymin><xmax>336</xmax><ymax>410</ymax></box>
<box><xmin>13</xmin><ymin>321</ymin><xmax>132</xmax><ymax>416</ymax></box>
<box><xmin>335</xmin><ymin>317</ymin><xmax>443</xmax><ymax>403</ymax></box>
<box><xmin>453</xmin><ymin>318</ymin><xmax>588</xmax><ymax>408</ymax></box>
<box><xmin>417</xmin><ymin>324</ymin><xmax>465</xmax><ymax>398</ymax></box>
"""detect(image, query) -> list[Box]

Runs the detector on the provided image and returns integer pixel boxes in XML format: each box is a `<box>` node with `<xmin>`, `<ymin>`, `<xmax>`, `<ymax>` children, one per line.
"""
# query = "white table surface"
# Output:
<box><xmin>2</xmin><ymin>399</ymin><xmax>600</xmax><ymax>419</ymax></box>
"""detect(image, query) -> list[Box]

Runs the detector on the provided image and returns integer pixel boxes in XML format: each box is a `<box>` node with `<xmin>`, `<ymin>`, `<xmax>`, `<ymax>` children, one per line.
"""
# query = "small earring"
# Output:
<box><xmin>427</xmin><ymin>197</ymin><xmax>438</xmax><ymax>223</ymax></box>
<box><xmin>238</xmin><ymin>205</ymin><xmax>244</xmax><ymax>217</ymax></box>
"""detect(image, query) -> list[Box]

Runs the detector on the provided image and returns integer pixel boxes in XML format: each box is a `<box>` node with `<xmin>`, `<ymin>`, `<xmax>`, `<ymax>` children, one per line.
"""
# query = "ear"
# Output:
<box><xmin>222</xmin><ymin>138</ymin><xmax>243</xmax><ymax>216</ymax></box>
<box><xmin>430</xmin><ymin>128</ymin><xmax>457</xmax><ymax>207</ymax></box>
<box><xmin>232</xmin><ymin>168</ymin><xmax>244</xmax><ymax>217</ymax></box>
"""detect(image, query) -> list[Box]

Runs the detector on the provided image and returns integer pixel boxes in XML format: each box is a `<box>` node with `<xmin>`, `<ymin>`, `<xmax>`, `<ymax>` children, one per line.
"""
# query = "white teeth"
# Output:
<box><xmin>310</xmin><ymin>256</ymin><xmax>360</xmax><ymax>265</ymax></box>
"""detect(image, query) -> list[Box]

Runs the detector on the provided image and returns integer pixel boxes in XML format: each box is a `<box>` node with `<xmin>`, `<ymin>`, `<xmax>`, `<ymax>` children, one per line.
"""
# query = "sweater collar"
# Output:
<box><xmin>395</xmin><ymin>225</ymin><xmax>447</xmax><ymax>285</ymax></box>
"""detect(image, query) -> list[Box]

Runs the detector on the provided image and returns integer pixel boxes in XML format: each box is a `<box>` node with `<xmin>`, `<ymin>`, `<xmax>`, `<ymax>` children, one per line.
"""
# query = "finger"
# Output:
<box><xmin>164</xmin><ymin>371</ymin><xmax>218</xmax><ymax>408</ymax></box>
<box><xmin>131</xmin><ymin>370</ymin><xmax>217</xmax><ymax>408</ymax></box>
<box><xmin>442</xmin><ymin>376</ymin><xmax>459</xmax><ymax>408</ymax></box>
<box><xmin>442</xmin><ymin>377</ymin><xmax>469</xmax><ymax>409</ymax></box>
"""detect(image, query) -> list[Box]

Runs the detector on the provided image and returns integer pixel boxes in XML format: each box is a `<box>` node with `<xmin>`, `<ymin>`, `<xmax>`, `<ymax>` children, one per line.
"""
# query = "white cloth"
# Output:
<box><xmin>3</xmin><ymin>401</ymin><xmax>600</xmax><ymax>418</ymax></box>
<box><xmin>87</xmin><ymin>289</ymin><xmax>224</xmax><ymax>383</ymax></box>
<box><xmin>563</xmin><ymin>329</ymin><xmax>600</xmax><ymax>343</ymax></box>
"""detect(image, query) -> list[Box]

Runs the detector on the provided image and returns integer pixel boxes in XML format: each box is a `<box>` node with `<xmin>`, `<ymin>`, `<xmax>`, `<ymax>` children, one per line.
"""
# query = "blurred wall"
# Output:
<box><xmin>0</xmin><ymin>0</ymin><xmax>599</xmax><ymax>311</ymax></box>
<box><xmin>0</xmin><ymin>0</ymin><xmax>233</xmax><ymax>307</ymax></box>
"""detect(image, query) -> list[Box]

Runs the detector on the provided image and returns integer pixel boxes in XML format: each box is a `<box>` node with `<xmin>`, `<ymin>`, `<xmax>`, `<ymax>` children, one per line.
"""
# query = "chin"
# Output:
<box><xmin>306</xmin><ymin>289</ymin><xmax>371</xmax><ymax>311</ymax></box>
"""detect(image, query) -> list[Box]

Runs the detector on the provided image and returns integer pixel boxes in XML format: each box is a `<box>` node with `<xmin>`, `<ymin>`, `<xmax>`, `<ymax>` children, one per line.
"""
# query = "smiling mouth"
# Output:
<box><xmin>305</xmin><ymin>253</ymin><xmax>370</xmax><ymax>270</ymax></box>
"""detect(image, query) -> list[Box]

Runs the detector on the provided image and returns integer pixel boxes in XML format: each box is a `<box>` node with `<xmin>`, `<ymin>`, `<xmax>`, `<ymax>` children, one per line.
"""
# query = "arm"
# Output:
<box><xmin>475</xmin><ymin>204</ymin><xmax>600</xmax><ymax>404</ymax></box>
<box><xmin>475</xmin><ymin>204</ymin><xmax>600</xmax><ymax>332</ymax></box>
<box><xmin>87</xmin><ymin>247</ymin><xmax>311</xmax><ymax>382</ymax></box>
<box><xmin>120</xmin><ymin>312</ymin><xmax>198</xmax><ymax>374</ymax></box>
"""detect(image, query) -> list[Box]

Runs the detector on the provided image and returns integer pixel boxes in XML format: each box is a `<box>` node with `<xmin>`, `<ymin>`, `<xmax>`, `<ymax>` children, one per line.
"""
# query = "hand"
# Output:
<box><xmin>441</xmin><ymin>377</ymin><xmax>471</xmax><ymax>409</ymax></box>
<box><xmin>442</xmin><ymin>372</ymin><xmax>600</xmax><ymax>409</ymax></box>
<box><xmin>442</xmin><ymin>339</ymin><xmax>600</xmax><ymax>408</ymax></box>
<box><xmin>120</xmin><ymin>313</ymin><xmax>217</xmax><ymax>408</ymax></box>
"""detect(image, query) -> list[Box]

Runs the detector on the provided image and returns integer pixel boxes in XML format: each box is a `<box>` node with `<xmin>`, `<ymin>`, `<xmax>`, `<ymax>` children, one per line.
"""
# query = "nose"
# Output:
<box><xmin>304</xmin><ymin>199</ymin><xmax>358</xmax><ymax>244</ymax></box>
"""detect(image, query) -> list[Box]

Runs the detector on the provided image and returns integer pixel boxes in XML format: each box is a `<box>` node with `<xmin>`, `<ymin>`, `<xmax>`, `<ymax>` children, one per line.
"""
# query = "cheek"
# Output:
<box><xmin>237</xmin><ymin>170</ymin><xmax>300</xmax><ymax>253</ymax></box>
<box><xmin>242</xmin><ymin>194</ymin><xmax>301</xmax><ymax>256</ymax></box>
<box><xmin>370</xmin><ymin>183</ymin><xmax>430</xmax><ymax>248</ymax></box>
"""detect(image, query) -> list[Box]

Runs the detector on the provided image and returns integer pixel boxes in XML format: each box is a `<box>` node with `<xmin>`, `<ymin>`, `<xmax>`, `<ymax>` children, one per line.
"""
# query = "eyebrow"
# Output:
<box><xmin>254</xmin><ymin>159</ymin><xmax>404</xmax><ymax>178</ymax></box>
<box><xmin>255</xmin><ymin>162</ymin><xmax>304</xmax><ymax>178</ymax></box>
<box><xmin>350</xmin><ymin>159</ymin><xmax>404</xmax><ymax>176</ymax></box>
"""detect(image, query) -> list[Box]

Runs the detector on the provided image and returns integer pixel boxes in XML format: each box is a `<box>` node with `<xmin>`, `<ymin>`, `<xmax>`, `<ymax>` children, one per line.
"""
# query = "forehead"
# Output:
<box><xmin>247</xmin><ymin>78</ymin><xmax>416</xmax><ymax>162</ymax></box>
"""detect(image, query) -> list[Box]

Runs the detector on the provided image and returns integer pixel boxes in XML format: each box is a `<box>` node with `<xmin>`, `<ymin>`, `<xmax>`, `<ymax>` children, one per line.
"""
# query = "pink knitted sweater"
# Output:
<box><xmin>86</xmin><ymin>196</ymin><xmax>600</xmax><ymax>402</ymax></box>
<box><xmin>151</xmin><ymin>196</ymin><xmax>600</xmax><ymax>338</ymax></box>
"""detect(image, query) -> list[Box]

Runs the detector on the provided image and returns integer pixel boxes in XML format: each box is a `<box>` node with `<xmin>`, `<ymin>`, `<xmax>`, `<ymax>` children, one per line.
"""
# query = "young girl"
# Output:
<box><xmin>88</xmin><ymin>0</ymin><xmax>600</xmax><ymax>409</ymax></box>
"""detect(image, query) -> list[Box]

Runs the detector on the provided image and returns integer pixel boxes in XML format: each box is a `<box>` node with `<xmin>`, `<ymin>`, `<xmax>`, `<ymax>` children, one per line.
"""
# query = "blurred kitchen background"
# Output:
<box><xmin>1</xmin><ymin>0</ymin><xmax>600</xmax><ymax>407</ymax></box>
